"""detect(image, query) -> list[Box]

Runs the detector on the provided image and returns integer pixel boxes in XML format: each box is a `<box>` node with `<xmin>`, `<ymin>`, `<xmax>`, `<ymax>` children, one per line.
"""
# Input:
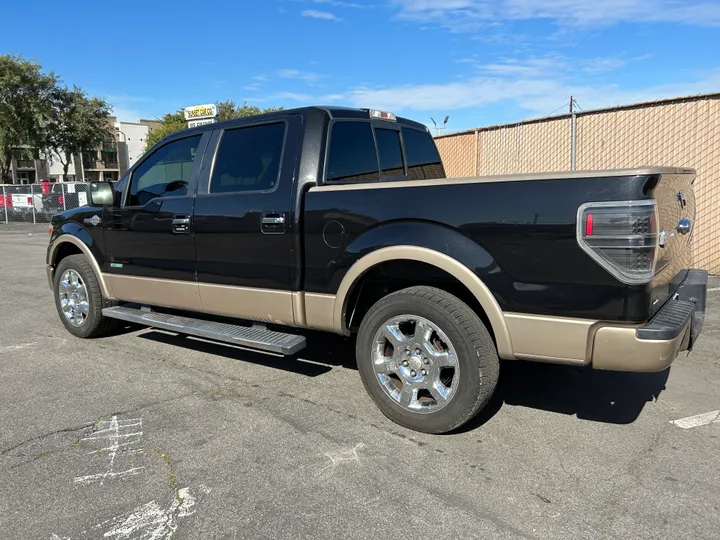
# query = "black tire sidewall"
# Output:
<box><xmin>53</xmin><ymin>255</ymin><xmax>103</xmax><ymax>338</ymax></box>
<box><xmin>356</xmin><ymin>289</ymin><xmax>497</xmax><ymax>434</ymax></box>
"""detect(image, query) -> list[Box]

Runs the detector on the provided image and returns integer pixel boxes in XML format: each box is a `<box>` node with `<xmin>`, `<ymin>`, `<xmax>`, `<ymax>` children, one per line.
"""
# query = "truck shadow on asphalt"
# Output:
<box><xmin>459</xmin><ymin>360</ymin><xmax>671</xmax><ymax>433</ymax></box>
<box><xmin>137</xmin><ymin>329</ymin><xmax>670</xmax><ymax>431</ymax></box>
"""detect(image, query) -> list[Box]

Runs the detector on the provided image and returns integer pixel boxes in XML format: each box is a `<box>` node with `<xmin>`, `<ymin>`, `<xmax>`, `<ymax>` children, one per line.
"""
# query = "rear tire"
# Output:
<box><xmin>356</xmin><ymin>286</ymin><xmax>499</xmax><ymax>434</ymax></box>
<box><xmin>53</xmin><ymin>254</ymin><xmax>119</xmax><ymax>338</ymax></box>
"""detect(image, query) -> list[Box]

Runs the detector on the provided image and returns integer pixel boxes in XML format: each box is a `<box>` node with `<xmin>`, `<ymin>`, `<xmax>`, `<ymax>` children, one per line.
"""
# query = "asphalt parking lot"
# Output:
<box><xmin>1</xmin><ymin>224</ymin><xmax>719</xmax><ymax>540</ymax></box>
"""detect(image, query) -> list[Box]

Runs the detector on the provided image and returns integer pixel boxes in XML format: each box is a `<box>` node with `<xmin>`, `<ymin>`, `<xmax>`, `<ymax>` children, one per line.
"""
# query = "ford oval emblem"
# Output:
<box><xmin>677</xmin><ymin>217</ymin><xmax>692</xmax><ymax>235</ymax></box>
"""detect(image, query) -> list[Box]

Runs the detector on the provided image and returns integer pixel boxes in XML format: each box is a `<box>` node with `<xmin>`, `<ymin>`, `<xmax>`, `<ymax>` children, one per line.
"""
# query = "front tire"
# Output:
<box><xmin>53</xmin><ymin>254</ymin><xmax>118</xmax><ymax>338</ymax></box>
<box><xmin>356</xmin><ymin>286</ymin><xmax>499</xmax><ymax>434</ymax></box>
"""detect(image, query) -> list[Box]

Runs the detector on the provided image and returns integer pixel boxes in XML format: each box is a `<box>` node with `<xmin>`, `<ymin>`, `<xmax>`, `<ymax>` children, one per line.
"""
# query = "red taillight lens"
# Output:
<box><xmin>58</xmin><ymin>195</ymin><xmax>64</xmax><ymax>206</ymax></box>
<box><xmin>577</xmin><ymin>200</ymin><xmax>659</xmax><ymax>284</ymax></box>
<box><xmin>27</xmin><ymin>197</ymin><xmax>33</xmax><ymax>205</ymax></box>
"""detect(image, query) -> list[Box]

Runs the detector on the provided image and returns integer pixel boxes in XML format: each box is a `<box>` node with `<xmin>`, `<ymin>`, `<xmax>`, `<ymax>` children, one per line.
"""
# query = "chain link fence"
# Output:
<box><xmin>435</xmin><ymin>93</ymin><xmax>720</xmax><ymax>274</ymax></box>
<box><xmin>1</xmin><ymin>183</ymin><xmax>89</xmax><ymax>224</ymax></box>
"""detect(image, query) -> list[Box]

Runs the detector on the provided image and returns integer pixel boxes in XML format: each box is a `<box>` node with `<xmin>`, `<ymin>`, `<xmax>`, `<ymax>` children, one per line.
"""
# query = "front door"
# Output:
<box><xmin>102</xmin><ymin>132</ymin><xmax>210</xmax><ymax>311</ymax></box>
<box><xmin>193</xmin><ymin>117</ymin><xmax>301</xmax><ymax>325</ymax></box>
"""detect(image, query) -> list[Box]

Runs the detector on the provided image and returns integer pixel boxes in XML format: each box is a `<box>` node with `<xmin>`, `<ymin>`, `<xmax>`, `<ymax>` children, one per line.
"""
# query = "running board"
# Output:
<box><xmin>102</xmin><ymin>306</ymin><xmax>306</xmax><ymax>355</ymax></box>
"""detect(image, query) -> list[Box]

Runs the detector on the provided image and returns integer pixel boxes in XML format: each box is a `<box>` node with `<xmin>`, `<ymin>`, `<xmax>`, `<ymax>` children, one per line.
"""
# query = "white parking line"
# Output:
<box><xmin>670</xmin><ymin>410</ymin><xmax>720</xmax><ymax>429</ymax></box>
<box><xmin>708</xmin><ymin>287</ymin><xmax>720</xmax><ymax>293</ymax></box>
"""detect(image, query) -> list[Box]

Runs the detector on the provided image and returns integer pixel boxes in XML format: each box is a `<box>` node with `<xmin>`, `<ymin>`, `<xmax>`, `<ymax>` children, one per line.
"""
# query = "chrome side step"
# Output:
<box><xmin>102</xmin><ymin>306</ymin><xmax>306</xmax><ymax>355</ymax></box>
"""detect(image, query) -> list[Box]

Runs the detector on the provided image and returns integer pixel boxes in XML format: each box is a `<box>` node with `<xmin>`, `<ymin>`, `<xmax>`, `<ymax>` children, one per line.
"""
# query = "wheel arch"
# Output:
<box><xmin>333</xmin><ymin>246</ymin><xmax>513</xmax><ymax>360</ymax></box>
<box><xmin>48</xmin><ymin>234</ymin><xmax>114</xmax><ymax>299</ymax></box>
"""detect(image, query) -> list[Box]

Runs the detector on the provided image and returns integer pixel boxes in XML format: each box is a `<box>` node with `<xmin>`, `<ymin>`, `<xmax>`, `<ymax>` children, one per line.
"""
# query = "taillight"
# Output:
<box><xmin>577</xmin><ymin>200</ymin><xmax>659</xmax><ymax>284</ymax></box>
<box><xmin>27</xmin><ymin>196</ymin><xmax>33</xmax><ymax>205</ymax></box>
<box><xmin>58</xmin><ymin>195</ymin><xmax>64</xmax><ymax>206</ymax></box>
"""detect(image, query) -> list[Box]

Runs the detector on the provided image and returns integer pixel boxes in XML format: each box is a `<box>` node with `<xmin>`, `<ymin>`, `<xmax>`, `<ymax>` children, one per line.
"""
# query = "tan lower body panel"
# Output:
<box><xmin>197</xmin><ymin>283</ymin><xmax>294</xmax><ymax>325</ymax></box>
<box><xmin>504</xmin><ymin>312</ymin><xmax>688</xmax><ymax>372</ymax></box>
<box><xmin>103</xmin><ymin>274</ymin><xmax>311</xmax><ymax>328</ymax></box>
<box><xmin>504</xmin><ymin>313</ymin><xmax>597</xmax><ymax>365</ymax></box>
<box><xmin>104</xmin><ymin>274</ymin><xmax>202</xmax><ymax>311</ymax></box>
<box><xmin>303</xmin><ymin>293</ymin><xmax>337</xmax><ymax>331</ymax></box>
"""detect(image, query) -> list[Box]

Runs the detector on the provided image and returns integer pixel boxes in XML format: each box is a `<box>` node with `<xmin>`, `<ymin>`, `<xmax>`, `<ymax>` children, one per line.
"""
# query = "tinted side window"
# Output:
<box><xmin>402</xmin><ymin>127</ymin><xmax>445</xmax><ymax>180</ymax></box>
<box><xmin>210</xmin><ymin>122</ymin><xmax>286</xmax><ymax>193</ymax></box>
<box><xmin>375</xmin><ymin>128</ymin><xmax>404</xmax><ymax>177</ymax></box>
<box><xmin>327</xmin><ymin>122</ymin><xmax>379</xmax><ymax>183</ymax></box>
<box><xmin>128</xmin><ymin>135</ymin><xmax>202</xmax><ymax>206</ymax></box>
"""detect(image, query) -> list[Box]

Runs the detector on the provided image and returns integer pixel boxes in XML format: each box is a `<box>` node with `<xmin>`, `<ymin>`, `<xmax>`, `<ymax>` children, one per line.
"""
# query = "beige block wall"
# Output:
<box><xmin>435</xmin><ymin>95</ymin><xmax>720</xmax><ymax>274</ymax></box>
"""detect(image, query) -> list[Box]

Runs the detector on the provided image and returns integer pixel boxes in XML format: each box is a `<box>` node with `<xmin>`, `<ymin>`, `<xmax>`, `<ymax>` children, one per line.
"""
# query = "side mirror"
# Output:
<box><xmin>89</xmin><ymin>181</ymin><xmax>114</xmax><ymax>206</ymax></box>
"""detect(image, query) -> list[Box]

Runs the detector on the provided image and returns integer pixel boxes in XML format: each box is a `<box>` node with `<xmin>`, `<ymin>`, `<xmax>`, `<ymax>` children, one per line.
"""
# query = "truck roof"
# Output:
<box><xmin>183</xmin><ymin>105</ymin><xmax>430</xmax><ymax>135</ymax></box>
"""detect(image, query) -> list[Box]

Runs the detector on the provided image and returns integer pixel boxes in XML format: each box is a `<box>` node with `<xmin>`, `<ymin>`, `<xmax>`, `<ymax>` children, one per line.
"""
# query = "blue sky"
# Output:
<box><xmin>3</xmin><ymin>0</ymin><xmax>720</xmax><ymax>132</ymax></box>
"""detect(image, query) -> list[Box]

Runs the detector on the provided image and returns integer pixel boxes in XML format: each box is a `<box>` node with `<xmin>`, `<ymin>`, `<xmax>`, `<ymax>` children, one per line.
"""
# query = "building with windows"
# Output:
<box><xmin>40</xmin><ymin>117</ymin><xmax>160</xmax><ymax>184</ymax></box>
<box><xmin>4</xmin><ymin>147</ymin><xmax>49</xmax><ymax>184</ymax></box>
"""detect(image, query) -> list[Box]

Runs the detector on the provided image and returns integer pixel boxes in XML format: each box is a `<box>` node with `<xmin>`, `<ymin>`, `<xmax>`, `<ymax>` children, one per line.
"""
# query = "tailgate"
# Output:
<box><xmin>648</xmin><ymin>169</ymin><xmax>696</xmax><ymax>313</ymax></box>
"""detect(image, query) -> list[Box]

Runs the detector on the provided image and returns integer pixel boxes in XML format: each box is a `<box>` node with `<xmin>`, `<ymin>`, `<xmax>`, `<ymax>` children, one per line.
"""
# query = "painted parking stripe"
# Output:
<box><xmin>670</xmin><ymin>410</ymin><xmax>720</xmax><ymax>429</ymax></box>
<box><xmin>707</xmin><ymin>287</ymin><xmax>720</xmax><ymax>293</ymax></box>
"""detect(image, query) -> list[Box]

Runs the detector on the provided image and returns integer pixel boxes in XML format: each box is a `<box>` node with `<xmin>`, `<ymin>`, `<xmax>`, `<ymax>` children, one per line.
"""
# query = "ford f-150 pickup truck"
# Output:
<box><xmin>46</xmin><ymin>106</ymin><xmax>708</xmax><ymax>433</ymax></box>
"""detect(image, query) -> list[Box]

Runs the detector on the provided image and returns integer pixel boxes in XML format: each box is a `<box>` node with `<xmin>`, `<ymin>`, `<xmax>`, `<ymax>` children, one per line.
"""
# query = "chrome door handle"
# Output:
<box><xmin>172</xmin><ymin>215</ymin><xmax>191</xmax><ymax>233</ymax></box>
<box><xmin>261</xmin><ymin>213</ymin><xmax>286</xmax><ymax>234</ymax></box>
<box><xmin>261</xmin><ymin>216</ymin><xmax>285</xmax><ymax>225</ymax></box>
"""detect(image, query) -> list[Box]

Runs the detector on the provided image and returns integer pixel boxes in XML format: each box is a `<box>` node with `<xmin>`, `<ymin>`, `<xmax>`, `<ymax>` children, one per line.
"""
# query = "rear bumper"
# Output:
<box><xmin>592</xmin><ymin>269</ymin><xmax>708</xmax><ymax>372</ymax></box>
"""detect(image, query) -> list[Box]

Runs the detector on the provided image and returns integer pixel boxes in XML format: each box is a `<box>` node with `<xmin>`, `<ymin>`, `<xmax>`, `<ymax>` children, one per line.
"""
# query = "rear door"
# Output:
<box><xmin>193</xmin><ymin>115</ymin><xmax>302</xmax><ymax>325</ymax></box>
<box><xmin>102</xmin><ymin>131</ymin><xmax>210</xmax><ymax>310</ymax></box>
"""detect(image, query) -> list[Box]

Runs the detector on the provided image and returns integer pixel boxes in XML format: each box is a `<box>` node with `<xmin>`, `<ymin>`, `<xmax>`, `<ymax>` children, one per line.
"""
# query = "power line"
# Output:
<box><xmin>545</xmin><ymin>101</ymin><xmax>570</xmax><ymax>118</ymax></box>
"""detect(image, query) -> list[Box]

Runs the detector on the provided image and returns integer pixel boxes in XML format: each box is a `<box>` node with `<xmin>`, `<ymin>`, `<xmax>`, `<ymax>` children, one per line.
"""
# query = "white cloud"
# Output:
<box><xmin>277</xmin><ymin>69</ymin><xmax>324</xmax><ymax>83</ymax></box>
<box><xmin>308</xmin><ymin>0</ymin><xmax>373</xmax><ymax>7</ymax></box>
<box><xmin>110</xmin><ymin>105</ymin><xmax>142</xmax><ymax>122</ymax></box>
<box><xmin>390</xmin><ymin>0</ymin><xmax>720</xmax><ymax>29</ymax></box>
<box><xmin>105</xmin><ymin>94</ymin><xmax>154</xmax><ymax>122</ymax></box>
<box><xmin>249</xmin><ymin>92</ymin><xmax>346</xmax><ymax>105</ymax></box>
<box><xmin>345</xmin><ymin>69</ymin><xmax>720</xmax><ymax>118</ymax></box>
<box><xmin>301</xmin><ymin>9</ymin><xmax>342</xmax><ymax>20</ymax></box>
<box><xmin>474</xmin><ymin>54</ymin><xmax>632</xmax><ymax>77</ymax></box>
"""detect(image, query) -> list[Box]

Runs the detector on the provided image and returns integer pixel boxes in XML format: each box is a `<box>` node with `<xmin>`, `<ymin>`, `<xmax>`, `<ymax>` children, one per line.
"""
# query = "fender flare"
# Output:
<box><xmin>332</xmin><ymin>245</ymin><xmax>513</xmax><ymax>359</ymax></box>
<box><xmin>48</xmin><ymin>234</ymin><xmax>115</xmax><ymax>299</ymax></box>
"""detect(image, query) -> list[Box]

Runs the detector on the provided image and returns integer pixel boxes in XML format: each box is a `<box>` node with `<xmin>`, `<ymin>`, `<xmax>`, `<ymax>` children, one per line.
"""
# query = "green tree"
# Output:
<box><xmin>144</xmin><ymin>100</ymin><xmax>283</xmax><ymax>150</ymax></box>
<box><xmin>46</xmin><ymin>86</ymin><xmax>112</xmax><ymax>179</ymax></box>
<box><xmin>0</xmin><ymin>54</ymin><xmax>59</xmax><ymax>183</ymax></box>
<box><xmin>144</xmin><ymin>110</ymin><xmax>186</xmax><ymax>150</ymax></box>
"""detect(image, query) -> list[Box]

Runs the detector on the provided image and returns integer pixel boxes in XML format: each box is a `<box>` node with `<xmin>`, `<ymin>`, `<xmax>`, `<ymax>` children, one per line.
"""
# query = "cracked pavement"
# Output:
<box><xmin>1</xmin><ymin>225</ymin><xmax>720</xmax><ymax>539</ymax></box>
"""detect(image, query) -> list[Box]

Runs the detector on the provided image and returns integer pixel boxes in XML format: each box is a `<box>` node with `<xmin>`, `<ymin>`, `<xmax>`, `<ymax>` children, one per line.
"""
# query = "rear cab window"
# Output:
<box><xmin>325</xmin><ymin>119</ymin><xmax>445</xmax><ymax>184</ymax></box>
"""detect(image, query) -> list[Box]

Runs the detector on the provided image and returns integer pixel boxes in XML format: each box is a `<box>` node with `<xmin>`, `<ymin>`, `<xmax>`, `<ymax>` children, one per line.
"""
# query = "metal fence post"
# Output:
<box><xmin>62</xmin><ymin>182</ymin><xmax>67</xmax><ymax>211</ymax></box>
<box><xmin>474</xmin><ymin>129</ymin><xmax>480</xmax><ymax>176</ymax></box>
<box><xmin>570</xmin><ymin>112</ymin><xmax>577</xmax><ymax>171</ymax></box>
<box><xmin>31</xmin><ymin>184</ymin><xmax>36</xmax><ymax>224</ymax></box>
<box><xmin>2</xmin><ymin>185</ymin><xmax>7</xmax><ymax>224</ymax></box>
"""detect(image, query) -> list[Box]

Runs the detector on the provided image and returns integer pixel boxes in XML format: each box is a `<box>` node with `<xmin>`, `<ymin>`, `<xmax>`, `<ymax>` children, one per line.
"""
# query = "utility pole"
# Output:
<box><xmin>569</xmin><ymin>95</ymin><xmax>574</xmax><ymax>114</ymax></box>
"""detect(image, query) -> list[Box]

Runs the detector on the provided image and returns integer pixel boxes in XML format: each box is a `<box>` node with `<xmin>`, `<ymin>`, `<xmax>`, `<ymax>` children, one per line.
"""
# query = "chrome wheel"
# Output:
<box><xmin>58</xmin><ymin>269</ymin><xmax>89</xmax><ymax>327</ymax></box>
<box><xmin>371</xmin><ymin>315</ymin><xmax>459</xmax><ymax>414</ymax></box>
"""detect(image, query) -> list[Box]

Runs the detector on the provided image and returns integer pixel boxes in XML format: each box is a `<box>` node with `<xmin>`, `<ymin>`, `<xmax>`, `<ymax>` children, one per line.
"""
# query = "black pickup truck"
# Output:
<box><xmin>46</xmin><ymin>106</ymin><xmax>708</xmax><ymax>433</ymax></box>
